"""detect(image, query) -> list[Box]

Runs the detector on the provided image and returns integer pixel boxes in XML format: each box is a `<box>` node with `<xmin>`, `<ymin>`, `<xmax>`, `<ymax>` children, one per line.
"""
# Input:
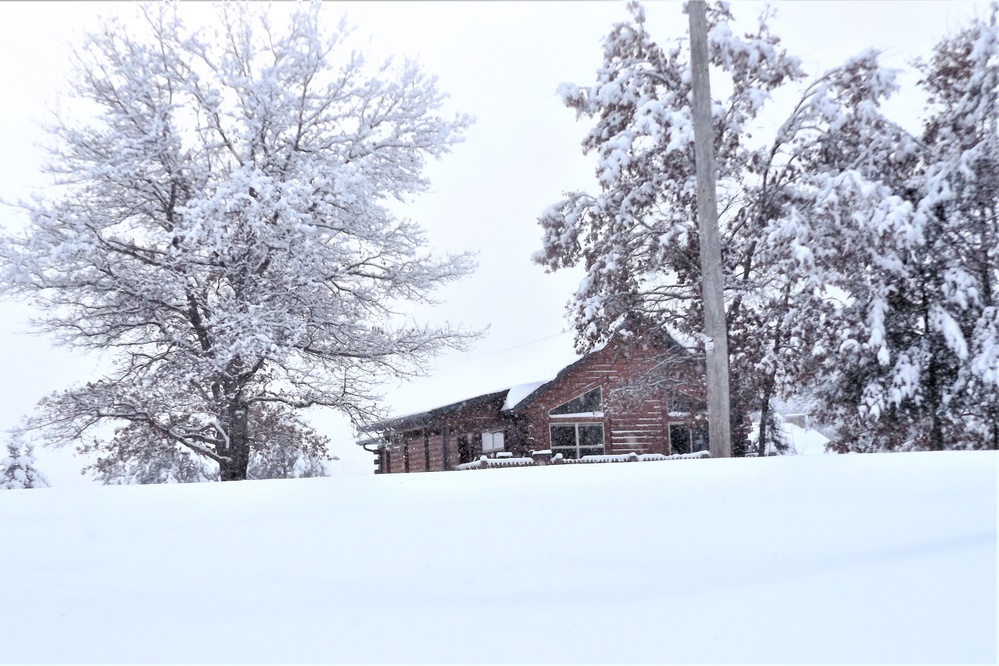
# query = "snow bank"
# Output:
<box><xmin>0</xmin><ymin>451</ymin><xmax>994</xmax><ymax>663</ymax></box>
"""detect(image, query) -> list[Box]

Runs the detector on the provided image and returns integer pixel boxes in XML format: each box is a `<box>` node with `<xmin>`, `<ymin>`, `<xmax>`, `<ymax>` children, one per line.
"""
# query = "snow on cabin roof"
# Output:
<box><xmin>365</xmin><ymin>389</ymin><xmax>509</xmax><ymax>432</ymax></box>
<box><xmin>501</xmin><ymin>380</ymin><xmax>551</xmax><ymax>411</ymax></box>
<box><xmin>363</xmin><ymin>378</ymin><xmax>553</xmax><ymax>435</ymax></box>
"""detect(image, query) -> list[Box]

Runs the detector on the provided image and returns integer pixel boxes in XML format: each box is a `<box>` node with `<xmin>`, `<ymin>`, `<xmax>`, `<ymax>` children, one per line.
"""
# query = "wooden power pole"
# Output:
<box><xmin>688</xmin><ymin>0</ymin><xmax>732</xmax><ymax>458</ymax></box>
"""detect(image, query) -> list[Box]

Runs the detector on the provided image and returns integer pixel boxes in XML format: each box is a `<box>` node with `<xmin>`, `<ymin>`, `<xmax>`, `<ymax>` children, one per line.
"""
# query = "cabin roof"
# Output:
<box><xmin>360</xmin><ymin>329</ymin><xmax>685</xmax><ymax>438</ymax></box>
<box><xmin>364</xmin><ymin>389</ymin><xmax>511</xmax><ymax>433</ymax></box>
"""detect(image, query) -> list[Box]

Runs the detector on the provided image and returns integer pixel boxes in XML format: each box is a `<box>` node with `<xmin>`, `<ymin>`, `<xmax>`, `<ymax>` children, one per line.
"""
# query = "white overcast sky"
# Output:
<box><xmin>0</xmin><ymin>1</ymin><xmax>990</xmax><ymax>482</ymax></box>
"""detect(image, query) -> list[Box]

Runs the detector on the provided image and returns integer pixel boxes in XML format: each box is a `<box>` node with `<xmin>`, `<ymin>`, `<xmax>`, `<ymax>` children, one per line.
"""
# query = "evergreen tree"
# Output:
<box><xmin>1</xmin><ymin>437</ymin><xmax>50</xmax><ymax>490</ymax></box>
<box><xmin>816</xmin><ymin>9</ymin><xmax>999</xmax><ymax>451</ymax></box>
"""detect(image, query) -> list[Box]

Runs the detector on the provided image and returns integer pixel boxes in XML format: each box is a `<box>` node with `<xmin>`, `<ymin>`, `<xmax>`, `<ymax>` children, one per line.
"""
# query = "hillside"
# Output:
<box><xmin>1</xmin><ymin>451</ymin><xmax>995</xmax><ymax>663</ymax></box>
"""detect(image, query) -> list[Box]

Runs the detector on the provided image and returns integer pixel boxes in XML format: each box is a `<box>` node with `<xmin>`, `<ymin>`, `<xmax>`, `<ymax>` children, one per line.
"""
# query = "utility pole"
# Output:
<box><xmin>688</xmin><ymin>0</ymin><xmax>732</xmax><ymax>458</ymax></box>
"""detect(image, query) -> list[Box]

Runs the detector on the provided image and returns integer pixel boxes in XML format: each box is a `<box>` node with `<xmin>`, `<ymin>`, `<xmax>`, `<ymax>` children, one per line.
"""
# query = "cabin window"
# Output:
<box><xmin>669</xmin><ymin>423</ymin><xmax>708</xmax><ymax>455</ymax></box>
<box><xmin>458</xmin><ymin>434</ymin><xmax>473</xmax><ymax>464</ymax></box>
<box><xmin>481</xmin><ymin>430</ymin><xmax>505</xmax><ymax>453</ymax></box>
<box><xmin>549</xmin><ymin>388</ymin><xmax>602</xmax><ymax>416</ymax></box>
<box><xmin>550</xmin><ymin>423</ymin><xmax>604</xmax><ymax>459</ymax></box>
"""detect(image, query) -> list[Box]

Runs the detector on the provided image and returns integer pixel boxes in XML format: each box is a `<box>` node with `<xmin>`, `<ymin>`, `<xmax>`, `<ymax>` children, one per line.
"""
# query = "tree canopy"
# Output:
<box><xmin>538</xmin><ymin>1</ymin><xmax>998</xmax><ymax>453</ymax></box>
<box><xmin>0</xmin><ymin>2</ymin><xmax>475</xmax><ymax>480</ymax></box>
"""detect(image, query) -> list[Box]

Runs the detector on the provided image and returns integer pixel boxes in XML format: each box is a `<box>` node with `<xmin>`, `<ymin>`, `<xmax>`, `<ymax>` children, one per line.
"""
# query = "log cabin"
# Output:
<box><xmin>358</xmin><ymin>332</ymin><xmax>708</xmax><ymax>473</ymax></box>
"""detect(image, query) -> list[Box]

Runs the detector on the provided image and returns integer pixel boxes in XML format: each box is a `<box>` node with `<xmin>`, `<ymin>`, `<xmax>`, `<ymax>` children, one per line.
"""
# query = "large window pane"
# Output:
<box><xmin>690</xmin><ymin>426</ymin><xmax>708</xmax><ymax>452</ymax></box>
<box><xmin>482</xmin><ymin>431</ymin><xmax>505</xmax><ymax>453</ymax></box>
<box><xmin>458</xmin><ymin>435</ymin><xmax>472</xmax><ymax>464</ymax></box>
<box><xmin>670</xmin><ymin>424</ymin><xmax>708</xmax><ymax>454</ymax></box>
<box><xmin>550</xmin><ymin>425</ymin><xmax>577</xmax><ymax>449</ymax></box>
<box><xmin>579</xmin><ymin>425</ymin><xmax>604</xmax><ymax>448</ymax></box>
<box><xmin>550</xmin><ymin>388</ymin><xmax>602</xmax><ymax>415</ymax></box>
<box><xmin>550</xmin><ymin>423</ymin><xmax>605</xmax><ymax>459</ymax></box>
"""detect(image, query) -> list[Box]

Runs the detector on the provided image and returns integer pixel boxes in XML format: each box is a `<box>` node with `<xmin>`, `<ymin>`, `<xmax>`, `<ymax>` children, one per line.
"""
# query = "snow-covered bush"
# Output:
<box><xmin>1</xmin><ymin>439</ymin><xmax>50</xmax><ymax>490</ymax></box>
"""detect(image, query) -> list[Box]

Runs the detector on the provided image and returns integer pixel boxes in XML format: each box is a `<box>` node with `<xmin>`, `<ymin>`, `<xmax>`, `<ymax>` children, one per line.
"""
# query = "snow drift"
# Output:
<box><xmin>0</xmin><ymin>451</ymin><xmax>994</xmax><ymax>663</ymax></box>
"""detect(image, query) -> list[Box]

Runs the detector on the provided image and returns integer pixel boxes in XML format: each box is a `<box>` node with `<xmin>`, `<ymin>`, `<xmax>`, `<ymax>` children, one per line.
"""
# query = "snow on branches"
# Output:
<box><xmin>1</xmin><ymin>435</ymin><xmax>50</xmax><ymax>490</ymax></box>
<box><xmin>0</xmin><ymin>2</ymin><xmax>475</xmax><ymax>480</ymax></box>
<box><xmin>539</xmin><ymin>1</ymin><xmax>999</xmax><ymax>453</ymax></box>
<box><xmin>821</xmin><ymin>8</ymin><xmax>999</xmax><ymax>451</ymax></box>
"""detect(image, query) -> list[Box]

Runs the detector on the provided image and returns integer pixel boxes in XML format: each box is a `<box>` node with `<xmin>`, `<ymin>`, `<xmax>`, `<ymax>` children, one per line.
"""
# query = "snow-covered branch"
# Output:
<box><xmin>0</xmin><ymin>2</ymin><xmax>476</xmax><ymax>480</ymax></box>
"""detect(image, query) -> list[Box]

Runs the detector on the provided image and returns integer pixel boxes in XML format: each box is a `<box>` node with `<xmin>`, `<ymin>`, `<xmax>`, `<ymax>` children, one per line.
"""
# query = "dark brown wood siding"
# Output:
<box><xmin>608</xmin><ymin>396</ymin><xmax>669</xmax><ymax>455</ymax></box>
<box><xmin>378</xmin><ymin>395</ymin><xmax>509</xmax><ymax>473</ymax></box>
<box><xmin>513</xmin><ymin>342</ymin><xmax>677</xmax><ymax>454</ymax></box>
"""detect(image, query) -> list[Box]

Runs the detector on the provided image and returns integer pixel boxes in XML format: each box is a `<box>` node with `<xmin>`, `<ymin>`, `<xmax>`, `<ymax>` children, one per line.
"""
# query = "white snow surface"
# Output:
<box><xmin>0</xmin><ymin>451</ymin><xmax>995</xmax><ymax>663</ymax></box>
<box><xmin>749</xmin><ymin>418</ymin><xmax>832</xmax><ymax>455</ymax></box>
<box><xmin>785</xmin><ymin>421</ymin><xmax>832</xmax><ymax>454</ymax></box>
<box><xmin>501</xmin><ymin>379</ymin><xmax>550</xmax><ymax>410</ymax></box>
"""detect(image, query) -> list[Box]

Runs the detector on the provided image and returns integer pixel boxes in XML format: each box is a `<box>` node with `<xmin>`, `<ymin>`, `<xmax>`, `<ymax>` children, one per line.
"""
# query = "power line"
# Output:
<box><xmin>461</xmin><ymin>330</ymin><xmax>573</xmax><ymax>362</ymax></box>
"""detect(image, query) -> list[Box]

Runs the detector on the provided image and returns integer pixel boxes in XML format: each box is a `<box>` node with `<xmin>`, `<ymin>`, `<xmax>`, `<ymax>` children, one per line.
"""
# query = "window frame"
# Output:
<box><xmin>668</xmin><ymin>422</ymin><xmax>708</xmax><ymax>455</ymax></box>
<box><xmin>481</xmin><ymin>430</ymin><xmax>505</xmax><ymax>453</ymax></box>
<box><xmin>549</xmin><ymin>422</ymin><xmax>605</xmax><ymax>459</ymax></box>
<box><xmin>548</xmin><ymin>387</ymin><xmax>603</xmax><ymax>417</ymax></box>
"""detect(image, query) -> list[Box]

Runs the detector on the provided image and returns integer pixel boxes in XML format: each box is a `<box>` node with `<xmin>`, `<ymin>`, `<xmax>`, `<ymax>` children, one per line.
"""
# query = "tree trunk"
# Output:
<box><xmin>758</xmin><ymin>394</ymin><xmax>772</xmax><ymax>458</ymax></box>
<box><xmin>727</xmin><ymin>370</ymin><xmax>748</xmax><ymax>457</ymax></box>
<box><xmin>922</xmin><ymin>294</ymin><xmax>944</xmax><ymax>452</ymax></box>
<box><xmin>992</xmin><ymin>405</ymin><xmax>998</xmax><ymax>451</ymax></box>
<box><xmin>757</xmin><ymin>285</ymin><xmax>789</xmax><ymax>457</ymax></box>
<box><xmin>757</xmin><ymin>355</ymin><xmax>781</xmax><ymax>457</ymax></box>
<box><xmin>924</xmin><ymin>337</ymin><xmax>945</xmax><ymax>451</ymax></box>
<box><xmin>220</xmin><ymin>399</ymin><xmax>250</xmax><ymax>481</ymax></box>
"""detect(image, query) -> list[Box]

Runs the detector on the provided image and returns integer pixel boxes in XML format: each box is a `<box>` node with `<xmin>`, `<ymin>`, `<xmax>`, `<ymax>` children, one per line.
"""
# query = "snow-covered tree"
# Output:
<box><xmin>1</xmin><ymin>436</ymin><xmax>50</xmax><ymax>490</ymax></box>
<box><xmin>746</xmin><ymin>410</ymin><xmax>792</xmax><ymax>456</ymax></box>
<box><xmin>537</xmin><ymin>1</ymin><xmax>909</xmax><ymax>455</ymax></box>
<box><xmin>0</xmin><ymin>2</ymin><xmax>474</xmax><ymax>480</ymax></box>
<box><xmin>815</xmin><ymin>9</ymin><xmax>999</xmax><ymax>452</ymax></box>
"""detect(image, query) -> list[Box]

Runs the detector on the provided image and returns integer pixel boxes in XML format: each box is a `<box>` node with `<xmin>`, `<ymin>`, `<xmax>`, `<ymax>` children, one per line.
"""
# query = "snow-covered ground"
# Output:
<box><xmin>748</xmin><ymin>419</ymin><xmax>833</xmax><ymax>455</ymax></box>
<box><xmin>1</xmin><ymin>451</ymin><xmax>994</xmax><ymax>663</ymax></box>
<box><xmin>783</xmin><ymin>421</ymin><xmax>831</xmax><ymax>454</ymax></box>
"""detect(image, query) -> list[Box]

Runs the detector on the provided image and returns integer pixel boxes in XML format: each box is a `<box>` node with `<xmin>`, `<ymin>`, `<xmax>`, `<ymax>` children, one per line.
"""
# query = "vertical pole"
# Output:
<box><xmin>688</xmin><ymin>0</ymin><xmax>732</xmax><ymax>457</ymax></box>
